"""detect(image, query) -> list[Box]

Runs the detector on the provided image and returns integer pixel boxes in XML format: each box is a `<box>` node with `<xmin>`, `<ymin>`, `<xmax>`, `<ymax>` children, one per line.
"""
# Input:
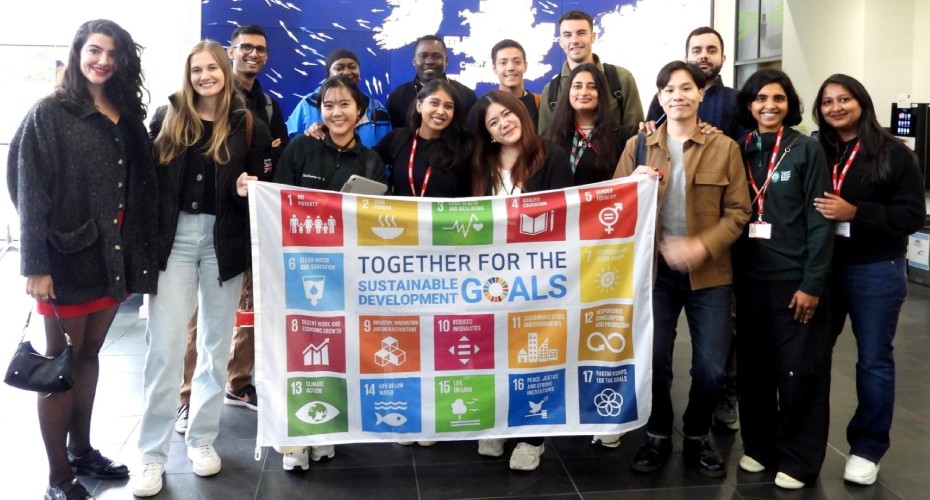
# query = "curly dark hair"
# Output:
<box><xmin>55</xmin><ymin>19</ymin><xmax>148</xmax><ymax>120</ymax></box>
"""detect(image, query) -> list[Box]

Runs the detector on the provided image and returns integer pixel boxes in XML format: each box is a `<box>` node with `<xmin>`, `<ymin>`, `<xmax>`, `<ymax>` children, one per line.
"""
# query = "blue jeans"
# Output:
<box><xmin>647</xmin><ymin>262</ymin><xmax>732</xmax><ymax>439</ymax></box>
<box><xmin>138</xmin><ymin>213</ymin><xmax>243</xmax><ymax>464</ymax></box>
<box><xmin>830</xmin><ymin>258</ymin><xmax>907</xmax><ymax>463</ymax></box>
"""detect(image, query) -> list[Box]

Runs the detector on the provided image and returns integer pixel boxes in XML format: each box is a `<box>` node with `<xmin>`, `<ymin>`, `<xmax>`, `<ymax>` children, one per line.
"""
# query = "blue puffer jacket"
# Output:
<box><xmin>285</xmin><ymin>85</ymin><xmax>391</xmax><ymax>147</ymax></box>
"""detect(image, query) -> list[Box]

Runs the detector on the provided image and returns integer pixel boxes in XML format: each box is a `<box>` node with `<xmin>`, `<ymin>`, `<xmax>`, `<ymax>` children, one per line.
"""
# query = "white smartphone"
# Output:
<box><xmin>340</xmin><ymin>175</ymin><xmax>388</xmax><ymax>195</ymax></box>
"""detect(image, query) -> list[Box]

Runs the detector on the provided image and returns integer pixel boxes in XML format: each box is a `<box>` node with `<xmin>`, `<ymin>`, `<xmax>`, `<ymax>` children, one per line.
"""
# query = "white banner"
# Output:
<box><xmin>249</xmin><ymin>177</ymin><xmax>656</xmax><ymax>446</ymax></box>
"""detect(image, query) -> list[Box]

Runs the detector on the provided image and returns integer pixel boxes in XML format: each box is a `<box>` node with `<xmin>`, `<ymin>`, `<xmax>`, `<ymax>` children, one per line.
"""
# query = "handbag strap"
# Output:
<box><xmin>21</xmin><ymin>302</ymin><xmax>72</xmax><ymax>346</ymax></box>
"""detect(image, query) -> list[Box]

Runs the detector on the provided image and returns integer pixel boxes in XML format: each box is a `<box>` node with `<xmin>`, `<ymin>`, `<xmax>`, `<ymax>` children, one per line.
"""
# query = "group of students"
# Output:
<box><xmin>5</xmin><ymin>9</ymin><xmax>925</xmax><ymax>500</ymax></box>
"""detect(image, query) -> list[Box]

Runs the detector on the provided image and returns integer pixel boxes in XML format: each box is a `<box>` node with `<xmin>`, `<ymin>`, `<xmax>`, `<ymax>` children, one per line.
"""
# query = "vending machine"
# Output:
<box><xmin>895</xmin><ymin>103</ymin><xmax>930</xmax><ymax>285</ymax></box>
<box><xmin>890</xmin><ymin>103</ymin><xmax>929</xmax><ymax>187</ymax></box>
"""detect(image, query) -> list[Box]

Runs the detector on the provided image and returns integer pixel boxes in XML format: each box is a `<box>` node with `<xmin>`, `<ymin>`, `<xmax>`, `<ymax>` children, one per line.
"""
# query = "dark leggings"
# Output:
<box><xmin>38</xmin><ymin>305</ymin><xmax>119</xmax><ymax>485</ymax></box>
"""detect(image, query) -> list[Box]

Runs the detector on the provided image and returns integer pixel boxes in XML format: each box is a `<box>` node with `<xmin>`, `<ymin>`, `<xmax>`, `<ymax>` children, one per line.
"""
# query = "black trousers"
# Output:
<box><xmin>734</xmin><ymin>277</ymin><xmax>833</xmax><ymax>484</ymax></box>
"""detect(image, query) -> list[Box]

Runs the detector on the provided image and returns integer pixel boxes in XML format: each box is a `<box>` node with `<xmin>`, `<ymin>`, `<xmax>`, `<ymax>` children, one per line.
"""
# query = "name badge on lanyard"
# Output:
<box><xmin>749</xmin><ymin>221</ymin><xmax>772</xmax><ymax>239</ymax></box>
<box><xmin>744</xmin><ymin>127</ymin><xmax>783</xmax><ymax>241</ymax></box>
<box><xmin>831</xmin><ymin>141</ymin><xmax>859</xmax><ymax>239</ymax></box>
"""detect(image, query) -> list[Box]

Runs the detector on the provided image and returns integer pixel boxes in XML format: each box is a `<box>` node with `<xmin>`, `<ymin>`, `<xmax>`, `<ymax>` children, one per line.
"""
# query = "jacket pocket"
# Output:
<box><xmin>693</xmin><ymin>171</ymin><xmax>729</xmax><ymax>215</ymax></box>
<box><xmin>48</xmin><ymin>219</ymin><xmax>99</xmax><ymax>254</ymax></box>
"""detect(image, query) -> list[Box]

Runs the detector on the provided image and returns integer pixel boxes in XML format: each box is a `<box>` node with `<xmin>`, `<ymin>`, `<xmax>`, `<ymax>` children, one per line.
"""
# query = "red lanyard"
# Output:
<box><xmin>832</xmin><ymin>141</ymin><xmax>860</xmax><ymax>195</ymax></box>
<box><xmin>408</xmin><ymin>129</ymin><xmax>433</xmax><ymax>197</ymax></box>
<box><xmin>744</xmin><ymin>126</ymin><xmax>783</xmax><ymax>220</ymax></box>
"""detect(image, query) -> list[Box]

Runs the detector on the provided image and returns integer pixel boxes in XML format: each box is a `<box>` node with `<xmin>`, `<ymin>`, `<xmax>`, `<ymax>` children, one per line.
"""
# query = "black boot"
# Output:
<box><xmin>683</xmin><ymin>437</ymin><xmax>727</xmax><ymax>478</ymax></box>
<box><xmin>630</xmin><ymin>436</ymin><xmax>672</xmax><ymax>473</ymax></box>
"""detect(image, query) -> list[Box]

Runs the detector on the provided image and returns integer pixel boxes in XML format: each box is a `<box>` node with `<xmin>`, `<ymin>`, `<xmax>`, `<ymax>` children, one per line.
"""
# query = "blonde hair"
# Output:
<box><xmin>154</xmin><ymin>40</ymin><xmax>245</xmax><ymax>165</ymax></box>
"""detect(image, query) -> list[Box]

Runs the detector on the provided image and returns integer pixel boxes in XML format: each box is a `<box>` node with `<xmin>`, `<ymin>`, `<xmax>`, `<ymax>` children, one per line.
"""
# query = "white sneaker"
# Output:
<box><xmin>591</xmin><ymin>433</ymin><xmax>624</xmax><ymax>448</ymax></box>
<box><xmin>310</xmin><ymin>445</ymin><xmax>335</xmax><ymax>462</ymax></box>
<box><xmin>415</xmin><ymin>441</ymin><xmax>436</xmax><ymax>446</ymax></box>
<box><xmin>509</xmin><ymin>442</ymin><xmax>545</xmax><ymax>471</ymax></box>
<box><xmin>477</xmin><ymin>438</ymin><xmax>505</xmax><ymax>457</ymax></box>
<box><xmin>131</xmin><ymin>463</ymin><xmax>165</xmax><ymax>497</ymax></box>
<box><xmin>396</xmin><ymin>441</ymin><xmax>415</xmax><ymax>446</ymax></box>
<box><xmin>174</xmin><ymin>404</ymin><xmax>189</xmax><ymax>434</ymax></box>
<box><xmin>739</xmin><ymin>454</ymin><xmax>765</xmax><ymax>472</ymax></box>
<box><xmin>282</xmin><ymin>448</ymin><xmax>309</xmax><ymax>471</ymax></box>
<box><xmin>844</xmin><ymin>455</ymin><xmax>879</xmax><ymax>485</ymax></box>
<box><xmin>187</xmin><ymin>444</ymin><xmax>221</xmax><ymax>477</ymax></box>
<box><xmin>775</xmin><ymin>471</ymin><xmax>804</xmax><ymax>489</ymax></box>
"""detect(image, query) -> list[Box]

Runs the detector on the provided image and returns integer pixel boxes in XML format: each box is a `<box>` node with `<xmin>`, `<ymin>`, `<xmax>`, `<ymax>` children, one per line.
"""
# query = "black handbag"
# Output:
<box><xmin>3</xmin><ymin>302</ymin><xmax>74</xmax><ymax>395</ymax></box>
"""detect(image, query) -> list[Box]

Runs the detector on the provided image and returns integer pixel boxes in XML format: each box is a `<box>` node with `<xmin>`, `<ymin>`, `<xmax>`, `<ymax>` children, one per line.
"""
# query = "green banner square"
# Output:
<box><xmin>431</xmin><ymin>200</ymin><xmax>494</xmax><ymax>246</ymax></box>
<box><xmin>286</xmin><ymin>377</ymin><xmax>348</xmax><ymax>436</ymax></box>
<box><xmin>434</xmin><ymin>375</ymin><xmax>496</xmax><ymax>432</ymax></box>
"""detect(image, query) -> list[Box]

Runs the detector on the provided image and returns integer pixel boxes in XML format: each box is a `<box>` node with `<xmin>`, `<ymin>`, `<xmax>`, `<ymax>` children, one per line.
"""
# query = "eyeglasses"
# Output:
<box><xmin>232</xmin><ymin>43</ymin><xmax>268</xmax><ymax>55</ymax></box>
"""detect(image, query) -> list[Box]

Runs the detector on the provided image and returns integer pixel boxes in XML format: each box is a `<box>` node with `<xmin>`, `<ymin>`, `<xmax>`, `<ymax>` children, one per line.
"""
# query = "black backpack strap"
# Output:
<box><xmin>546</xmin><ymin>74</ymin><xmax>561</xmax><ymax>111</ymax></box>
<box><xmin>634</xmin><ymin>132</ymin><xmax>647</xmax><ymax>166</ymax></box>
<box><xmin>263</xmin><ymin>92</ymin><xmax>274</xmax><ymax>122</ymax></box>
<box><xmin>602</xmin><ymin>63</ymin><xmax>625</xmax><ymax>114</ymax></box>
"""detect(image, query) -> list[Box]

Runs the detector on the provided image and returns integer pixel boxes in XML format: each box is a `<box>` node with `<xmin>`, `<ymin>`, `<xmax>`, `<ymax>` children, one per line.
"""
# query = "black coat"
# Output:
<box><xmin>149</xmin><ymin>97</ymin><xmax>271</xmax><ymax>282</ymax></box>
<box><xmin>7</xmin><ymin>97</ymin><xmax>160</xmax><ymax>303</ymax></box>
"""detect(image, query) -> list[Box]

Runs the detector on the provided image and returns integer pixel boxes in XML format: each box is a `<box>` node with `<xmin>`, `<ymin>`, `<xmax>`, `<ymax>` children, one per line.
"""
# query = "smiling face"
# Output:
<box><xmin>493</xmin><ymin>47</ymin><xmax>526</xmax><ymax>91</ymax></box>
<box><xmin>416</xmin><ymin>88</ymin><xmax>455</xmax><ymax>136</ymax></box>
<box><xmin>80</xmin><ymin>32</ymin><xmax>118</xmax><ymax>91</ymax></box>
<box><xmin>658</xmin><ymin>69</ymin><xmax>704</xmax><ymax>123</ymax></box>
<box><xmin>559</xmin><ymin>19</ymin><xmax>596</xmax><ymax>66</ymax></box>
<box><xmin>484</xmin><ymin>102</ymin><xmax>522</xmax><ymax>146</ymax></box>
<box><xmin>686</xmin><ymin>32</ymin><xmax>724</xmax><ymax>84</ymax></box>
<box><xmin>189</xmin><ymin>50</ymin><xmax>225</xmax><ymax>99</ymax></box>
<box><xmin>750</xmin><ymin>82</ymin><xmax>789</xmax><ymax>133</ymax></box>
<box><xmin>569</xmin><ymin>70</ymin><xmax>599</xmax><ymax>115</ymax></box>
<box><xmin>228</xmin><ymin>33</ymin><xmax>267</xmax><ymax>78</ymax></box>
<box><xmin>321</xmin><ymin>85</ymin><xmax>360</xmax><ymax>142</ymax></box>
<box><xmin>413</xmin><ymin>40</ymin><xmax>447</xmax><ymax>82</ymax></box>
<box><xmin>819</xmin><ymin>83</ymin><xmax>862</xmax><ymax>138</ymax></box>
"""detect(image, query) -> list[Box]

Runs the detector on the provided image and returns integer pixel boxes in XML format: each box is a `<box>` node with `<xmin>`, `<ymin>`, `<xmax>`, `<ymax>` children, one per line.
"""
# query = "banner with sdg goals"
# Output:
<box><xmin>249</xmin><ymin>177</ymin><xmax>657</xmax><ymax>446</ymax></box>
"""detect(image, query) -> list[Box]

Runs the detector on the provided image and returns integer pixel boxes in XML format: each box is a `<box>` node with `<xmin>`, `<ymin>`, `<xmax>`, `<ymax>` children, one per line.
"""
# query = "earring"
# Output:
<box><xmin>490</xmin><ymin>138</ymin><xmax>497</xmax><ymax>143</ymax></box>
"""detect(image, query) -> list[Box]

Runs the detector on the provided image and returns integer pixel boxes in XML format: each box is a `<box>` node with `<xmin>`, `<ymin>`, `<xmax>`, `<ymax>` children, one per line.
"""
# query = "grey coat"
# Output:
<box><xmin>7</xmin><ymin>96</ymin><xmax>160</xmax><ymax>304</ymax></box>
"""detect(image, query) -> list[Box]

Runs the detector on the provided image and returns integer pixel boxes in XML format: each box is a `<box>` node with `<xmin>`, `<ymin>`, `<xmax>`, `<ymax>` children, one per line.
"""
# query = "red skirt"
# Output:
<box><xmin>37</xmin><ymin>295</ymin><xmax>123</xmax><ymax>319</ymax></box>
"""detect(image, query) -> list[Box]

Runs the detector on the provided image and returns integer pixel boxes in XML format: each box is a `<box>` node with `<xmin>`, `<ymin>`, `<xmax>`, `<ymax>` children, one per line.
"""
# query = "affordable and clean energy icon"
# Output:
<box><xmin>371</xmin><ymin>214</ymin><xmax>404</xmax><ymax>240</ymax></box>
<box><xmin>598</xmin><ymin>202</ymin><xmax>624</xmax><ymax>234</ymax></box>
<box><xmin>302</xmin><ymin>275</ymin><xmax>325</xmax><ymax>306</ymax></box>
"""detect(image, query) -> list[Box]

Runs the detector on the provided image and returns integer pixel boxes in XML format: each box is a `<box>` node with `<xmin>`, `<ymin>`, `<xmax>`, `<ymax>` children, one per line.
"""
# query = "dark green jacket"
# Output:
<box><xmin>735</xmin><ymin>128</ymin><xmax>834</xmax><ymax>296</ymax></box>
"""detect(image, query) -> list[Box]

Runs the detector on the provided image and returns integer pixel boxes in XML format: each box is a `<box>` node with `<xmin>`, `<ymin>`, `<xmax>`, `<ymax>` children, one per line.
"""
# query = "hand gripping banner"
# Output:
<box><xmin>249</xmin><ymin>177</ymin><xmax>657</xmax><ymax>446</ymax></box>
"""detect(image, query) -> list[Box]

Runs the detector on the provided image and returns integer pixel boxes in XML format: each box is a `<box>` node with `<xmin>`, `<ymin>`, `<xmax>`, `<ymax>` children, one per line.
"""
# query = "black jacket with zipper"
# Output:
<box><xmin>149</xmin><ymin>96</ymin><xmax>271</xmax><ymax>282</ymax></box>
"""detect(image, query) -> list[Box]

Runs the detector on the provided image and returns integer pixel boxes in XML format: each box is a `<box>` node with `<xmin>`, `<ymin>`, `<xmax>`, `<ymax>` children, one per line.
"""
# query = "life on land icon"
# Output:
<box><xmin>450</xmin><ymin>398</ymin><xmax>482</xmax><ymax>427</ymax></box>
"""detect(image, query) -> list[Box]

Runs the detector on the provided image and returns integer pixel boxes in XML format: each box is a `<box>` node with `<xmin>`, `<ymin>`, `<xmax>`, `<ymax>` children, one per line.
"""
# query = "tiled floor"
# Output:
<box><xmin>1</xmin><ymin>249</ymin><xmax>929</xmax><ymax>499</ymax></box>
